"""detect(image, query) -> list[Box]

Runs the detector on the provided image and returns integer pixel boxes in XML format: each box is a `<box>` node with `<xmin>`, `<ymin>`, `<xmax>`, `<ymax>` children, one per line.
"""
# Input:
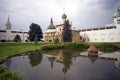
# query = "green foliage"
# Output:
<box><xmin>93</xmin><ymin>42</ymin><xmax>120</xmax><ymax>53</ymax></box>
<box><xmin>54</xmin><ymin>37</ymin><xmax>59</xmax><ymax>44</ymax></box>
<box><xmin>14</xmin><ymin>34</ymin><xmax>21</xmax><ymax>42</ymax></box>
<box><xmin>62</xmin><ymin>20</ymin><xmax>72</xmax><ymax>42</ymax></box>
<box><xmin>64</xmin><ymin>42</ymin><xmax>90</xmax><ymax>51</ymax></box>
<box><xmin>40</xmin><ymin>44</ymin><xmax>64</xmax><ymax>50</ymax></box>
<box><xmin>0</xmin><ymin>66</ymin><xmax>24</xmax><ymax>80</ymax></box>
<box><xmin>28</xmin><ymin>23</ymin><xmax>43</xmax><ymax>41</ymax></box>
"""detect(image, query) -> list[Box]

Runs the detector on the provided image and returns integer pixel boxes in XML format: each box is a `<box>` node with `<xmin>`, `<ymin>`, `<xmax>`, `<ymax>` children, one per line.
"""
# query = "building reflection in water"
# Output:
<box><xmin>47</xmin><ymin>55</ymin><xmax>56</xmax><ymax>69</ymax></box>
<box><xmin>88</xmin><ymin>56</ymin><xmax>98</xmax><ymax>64</ymax></box>
<box><xmin>56</xmin><ymin>50</ymin><xmax>72</xmax><ymax>74</ymax></box>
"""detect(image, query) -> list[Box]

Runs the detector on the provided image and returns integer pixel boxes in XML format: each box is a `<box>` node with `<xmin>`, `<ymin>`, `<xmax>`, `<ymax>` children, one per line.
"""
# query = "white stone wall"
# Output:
<box><xmin>0</xmin><ymin>32</ymin><xmax>6</xmax><ymax>40</ymax></box>
<box><xmin>0</xmin><ymin>30</ymin><xmax>28</xmax><ymax>42</ymax></box>
<box><xmin>80</xmin><ymin>13</ymin><xmax>120</xmax><ymax>42</ymax></box>
<box><xmin>80</xmin><ymin>28</ymin><xmax>120</xmax><ymax>42</ymax></box>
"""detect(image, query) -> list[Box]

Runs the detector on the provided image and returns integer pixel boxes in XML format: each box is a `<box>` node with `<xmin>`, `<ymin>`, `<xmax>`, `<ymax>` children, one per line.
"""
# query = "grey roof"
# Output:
<box><xmin>48</xmin><ymin>18</ymin><xmax>56</xmax><ymax>29</ymax></box>
<box><xmin>62</xmin><ymin>13</ymin><xmax>67</xmax><ymax>18</ymax></box>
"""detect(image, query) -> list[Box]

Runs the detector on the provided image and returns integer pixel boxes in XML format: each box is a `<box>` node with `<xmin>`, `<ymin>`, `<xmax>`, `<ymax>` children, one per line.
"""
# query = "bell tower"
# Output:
<box><xmin>6</xmin><ymin>15</ymin><xmax>11</xmax><ymax>30</ymax></box>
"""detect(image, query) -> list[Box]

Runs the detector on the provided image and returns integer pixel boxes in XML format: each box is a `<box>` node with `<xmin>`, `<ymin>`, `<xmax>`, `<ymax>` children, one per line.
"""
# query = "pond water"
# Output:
<box><xmin>0</xmin><ymin>49</ymin><xmax>120</xmax><ymax>80</ymax></box>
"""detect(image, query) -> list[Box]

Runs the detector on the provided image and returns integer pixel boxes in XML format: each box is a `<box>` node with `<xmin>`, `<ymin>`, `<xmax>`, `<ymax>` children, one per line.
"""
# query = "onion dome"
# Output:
<box><xmin>47</xmin><ymin>18</ymin><xmax>56</xmax><ymax>29</ymax></box>
<box><xmin>113</xmin><ymin>8</ymin><xmax>120</xmax><ymax>18</ymax></box>
<box><xmin>62</xmin><ymin>13</ymin><xmax>67</xmax><ymax>19</ymax></box>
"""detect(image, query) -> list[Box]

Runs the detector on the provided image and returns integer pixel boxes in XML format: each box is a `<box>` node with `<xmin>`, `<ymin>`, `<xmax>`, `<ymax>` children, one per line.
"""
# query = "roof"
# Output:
<box><xmin>62</xmin><ymin>13</ymin><xmax>67</xmax><ymax>18</ymax></box>
<box><xmin>87</xmin><ymin>45</ymin><xmax>98</xmax><ymax>52</ymax></box>
<box><xmin>47</xmin><ymin>18</ymin><xmax>56</xmax><ymax>29</ymax></box>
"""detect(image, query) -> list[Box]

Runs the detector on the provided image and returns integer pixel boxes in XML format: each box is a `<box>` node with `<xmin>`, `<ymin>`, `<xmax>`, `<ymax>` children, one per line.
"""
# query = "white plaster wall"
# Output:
<box><xmin>6</xmin><ymin>29</ymin><xmax>12</xmax><ymax>40</ymax></box>
<box><xmin>0</xmin><ymin>30</ymin><xmax>28</xmax><ymax>42</ymax></box>
<box><xmin>80</xmin><ymin>27</ymin><xmax>120</xmax><ymax>42</ymax></box>
<box><xmin>0</xmin><ymin>32</ymin><xmax>6</xmax><ymax>40</ymax></box>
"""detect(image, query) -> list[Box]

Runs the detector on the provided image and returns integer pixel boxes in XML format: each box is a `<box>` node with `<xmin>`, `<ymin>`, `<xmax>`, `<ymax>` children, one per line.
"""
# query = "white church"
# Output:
<box><xmin>0</xmin><ymin>17</ymin><xmax>28</xmax><ymax>42</ymax></box>
<box><xmin>80</xmin><ymin>8</ymin><xmax>120</xmax><ymax>42</ymax></box>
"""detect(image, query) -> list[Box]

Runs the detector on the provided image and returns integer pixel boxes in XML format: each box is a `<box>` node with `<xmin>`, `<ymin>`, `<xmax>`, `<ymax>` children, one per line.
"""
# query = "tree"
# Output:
<box><xmin>28</xmin><ymin>23</ymin><xmax>43</xmax><ymax>41</ymax></box>
<box><xmin>34</xmin><ymin>34</ymin><xmax>38</xmax><ymax>45</ymax></box>
<box><xmin>62</xmin><ymin>20</ymin><xmax>72</xmax><ymax>42</ymax></box>
<box><xmin>14</xmin><ymin>34</ymin><xmax>21</xmax><ymax>42</ymax></box>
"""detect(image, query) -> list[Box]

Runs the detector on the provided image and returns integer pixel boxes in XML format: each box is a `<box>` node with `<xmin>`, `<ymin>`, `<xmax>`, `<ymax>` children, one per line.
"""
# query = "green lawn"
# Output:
<box><xmin>0</xmin><ymin>42</ymin><xmax>120</xmax><ymax>63</ymax></box>
<box><xmin>0</xmin><ymin>43</ymin><xmax>47</xmax><ymax>62</ymax></box>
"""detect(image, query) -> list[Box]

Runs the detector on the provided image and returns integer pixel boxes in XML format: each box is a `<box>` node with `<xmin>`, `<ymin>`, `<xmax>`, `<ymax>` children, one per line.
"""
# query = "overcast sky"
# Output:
<box><xmin>0</xmin><ymin>0</ymin><xmax>120</xmax><ymax>32</ymax></box>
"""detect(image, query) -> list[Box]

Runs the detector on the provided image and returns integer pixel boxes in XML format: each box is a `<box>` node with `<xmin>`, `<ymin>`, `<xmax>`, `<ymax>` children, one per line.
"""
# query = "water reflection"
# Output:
<box><xmin>28</xmin><ymin>51</ymin><xmax>43</xmax><ymax>67</ymax></box>
<box><xmin>56</xmin><ymin>50</ymin><xmax>72</xmax><ymax>74</ymax></box>
<box><xmin>88</xmin><ymin>56</ymin><xmax>98</xmax><ymax>64</ymax></box>
<box><xmin>47</xmin><ymin>55</ymin><xmax>55</xmax><ymax>69</ymax></box>
<box><xmin>0</xmin><ymin>49</ymin><xmax>120</xmax><ymax>80</ymax></box>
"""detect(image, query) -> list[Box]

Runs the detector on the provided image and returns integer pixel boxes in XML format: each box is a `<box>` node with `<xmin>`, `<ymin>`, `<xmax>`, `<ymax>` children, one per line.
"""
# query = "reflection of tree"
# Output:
<box><xmin>62</xmin><ymin>50</ymin><xmax>72</xmax><ymax>74</ymax></box>
<box><xmin>28</xmin><ymin>51</ymin><xmax>43</xmax><ymax>67</ymax></box>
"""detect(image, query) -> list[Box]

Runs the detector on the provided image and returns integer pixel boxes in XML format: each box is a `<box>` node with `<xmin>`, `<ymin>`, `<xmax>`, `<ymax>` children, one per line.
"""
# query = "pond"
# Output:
<box><xmin>0</xmin><ymin>49</ymin><xmax>120</xmax><ymax>80</ymax></box>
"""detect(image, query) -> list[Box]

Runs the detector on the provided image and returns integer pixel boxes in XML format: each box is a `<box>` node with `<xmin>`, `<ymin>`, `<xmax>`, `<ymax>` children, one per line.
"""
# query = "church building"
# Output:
<box><xmin>44</xmin><ymin>13</ymin><xmax>80</xmax><ymax>42</ymax></box>
<box><xmin>0</xmin><ymin>17</ymin><xmax>28</xmax><ymax>42</ymax></box>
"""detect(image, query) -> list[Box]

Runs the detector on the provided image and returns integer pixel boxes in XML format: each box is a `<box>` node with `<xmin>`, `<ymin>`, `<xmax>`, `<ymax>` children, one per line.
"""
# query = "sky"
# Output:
<box><xmin>0</xmin><ymin>0</ymin><xmax>120</xmax><ymax>32</ymax></box>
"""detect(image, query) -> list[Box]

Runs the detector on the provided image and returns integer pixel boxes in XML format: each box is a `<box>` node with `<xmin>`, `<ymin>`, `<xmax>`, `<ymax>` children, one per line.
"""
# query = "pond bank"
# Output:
<box><xmin>0</xmin><ymin>42</ymin><xmax>120</xmax><ymax>63</ymax></box>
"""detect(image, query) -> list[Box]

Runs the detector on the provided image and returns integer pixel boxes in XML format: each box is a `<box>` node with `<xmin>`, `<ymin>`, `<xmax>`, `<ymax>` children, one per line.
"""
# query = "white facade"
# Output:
<box><xmin>0</xmin><ymin>17</ymin><xmax>28</xmax><ymax>42</ymax></box>
<box><xmin>80</xmin><ymin>8</ymin><xmax>120</xmax><ymax>42</ymax></box>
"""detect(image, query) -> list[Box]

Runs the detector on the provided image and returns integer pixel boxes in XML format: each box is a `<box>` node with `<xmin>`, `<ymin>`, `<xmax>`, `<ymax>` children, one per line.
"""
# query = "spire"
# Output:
<box><xmin>51</xmin><ymin>18</ymin><xmax>53</xmax><ymax>24</ymax></box>
<box><xmin>6</xmin><ymin>15</ymin><xmax>11</xmax><ymax>29</ymax></box>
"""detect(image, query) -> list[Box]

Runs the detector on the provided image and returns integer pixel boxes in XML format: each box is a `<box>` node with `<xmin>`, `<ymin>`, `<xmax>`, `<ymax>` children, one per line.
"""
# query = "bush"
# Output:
<box><xmin>14</xmin><ymin>34</ymin><xmax>21</xmax><ymax>42</ymax></box>
<box><xmin>0</xmin><ymin>66</ymin><xmax>24</xmax><ymax>80</ymax></box>
<box><xmin>40</xmin><ymin>44</ymin><xmax>64</xmax><ymax>50</ymax></box>
<box><xmin>64</xmin><ymin>42</ymin><xmax>90</xmax><ymax>51</ymax></box>
<box><xmin>93</xmin><ymin>42</ymin><xmax>120</xmax><ymax>53</ymax></box>
<box><xmin>54</xmin><ymin>37</ymin><xmax>59</xmax><ymax>44</ymax></box>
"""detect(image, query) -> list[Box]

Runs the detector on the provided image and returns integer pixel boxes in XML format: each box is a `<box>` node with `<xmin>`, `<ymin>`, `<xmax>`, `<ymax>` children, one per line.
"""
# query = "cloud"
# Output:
<box><xmin>0</xmin><ymin>0</ymin><xmax>120</xmax><ymax>32</ymax></box>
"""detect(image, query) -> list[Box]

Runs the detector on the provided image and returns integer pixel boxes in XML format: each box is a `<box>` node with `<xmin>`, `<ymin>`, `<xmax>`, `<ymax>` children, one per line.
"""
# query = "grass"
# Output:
<box><xmin>0</xmin><ymin>43</ymin><xmax>46</xmax><ymax>63</ymax></box>
<box><xmin>0</xmin><ymin>66</ymin><xmax>24</xmax><ymax>80</ymax></box>
<box><xmin>0</xmin><ymin>42</ymin><xmax>120</xmax><ymax>63</ymax></box>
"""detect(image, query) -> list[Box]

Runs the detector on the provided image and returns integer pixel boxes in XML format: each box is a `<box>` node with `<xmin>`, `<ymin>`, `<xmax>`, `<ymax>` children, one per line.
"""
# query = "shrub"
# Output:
<box><xmin>40</xmin><ymin>44</ymin><xmax>64</xmax><ymax>50</ymax></box>
<box><xmin>54</xmin><ymin>37</ymin><xmax>59</xmax><ymax>44</ymax></box>
<box><xmin>0</xmin><ymin>66</ymin><xmax>24</xmax><ymax>80</ymax></box>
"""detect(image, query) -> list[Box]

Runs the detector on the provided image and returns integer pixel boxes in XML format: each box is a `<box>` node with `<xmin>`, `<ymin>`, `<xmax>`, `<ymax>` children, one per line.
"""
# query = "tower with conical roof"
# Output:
<box><xmin>6</xmin><ymin>16</ymin><xmax>11</xmax><ymax>30</ymax></box>
<box><xmin>47</xmin><ymin>18</ymin><xmax>56</xmax><ymax>29</ymax></box>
